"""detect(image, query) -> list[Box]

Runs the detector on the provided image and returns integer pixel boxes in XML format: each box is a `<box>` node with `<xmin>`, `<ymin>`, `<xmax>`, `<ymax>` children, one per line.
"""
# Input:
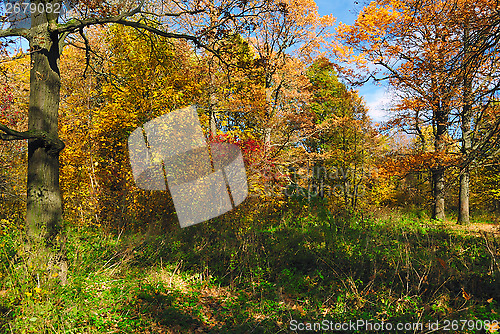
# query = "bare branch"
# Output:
<box><xmin>0</xmin><ymin>27</ymin><xmax>30</xmax><ymax>39</ymax></box>
<box><xmin>55</xmin><ymin>15</ymin><xmax>202</xmax><ymax>47</ymax></box>
<box><xmin>0</xmin><ymin>124</ymin><xmax>65</xmax><ymax>155</ymax></box>
<box><xmin>79</xmin><ymin>27</ymin><xmax>91</xmax><ymax>78</ymax></box>
<box><xmin>53</xmin><ymin>1</ymin><xmax>144</xmax><ymax>34</ymax></box>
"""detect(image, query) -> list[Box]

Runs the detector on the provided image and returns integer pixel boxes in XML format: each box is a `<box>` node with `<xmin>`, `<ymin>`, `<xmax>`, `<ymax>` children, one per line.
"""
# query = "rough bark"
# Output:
<box><xmin>431</xmin><ymin>167</ymin><xmax>446</xmax><ymax>221</ymax></box>
<box><xmin>25</xmin><ymin>4</ymin><xmax>67</xmax><ymax>285</ymax></box>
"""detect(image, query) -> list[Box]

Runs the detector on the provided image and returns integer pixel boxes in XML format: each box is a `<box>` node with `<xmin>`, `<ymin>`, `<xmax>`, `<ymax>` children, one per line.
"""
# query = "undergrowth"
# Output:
<box><xmin>0</xmin><ymin>210</ymin><xmax>499</xmax><ymax>333</ymax></box>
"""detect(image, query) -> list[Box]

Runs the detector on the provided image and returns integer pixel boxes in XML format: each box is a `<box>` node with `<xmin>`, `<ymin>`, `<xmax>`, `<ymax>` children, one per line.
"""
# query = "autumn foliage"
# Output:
<box><xmin>0</xmin><ymin>0</ymin><xmax>499</xmax><ymax>229</ymax></box>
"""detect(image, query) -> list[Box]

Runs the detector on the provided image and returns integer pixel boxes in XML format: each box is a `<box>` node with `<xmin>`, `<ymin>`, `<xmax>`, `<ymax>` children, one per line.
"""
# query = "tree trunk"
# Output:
<box><xmin>458</xmin><ymin>100</ymin><xmax>472</xmax><ymax>224</ymax></box>
<box><xmin>457</xmin><ymin>168</ymin><xmax>470</xmax><ymax>224</ymax></box>
<box><xmin>458</xmin><ymin>25</ymin><xmax>472</xmax><ymax>225</ymax></box>
<box><xmin>26</xmin><ymin>6</ymin><xmax>67</xmax><ymax>284</ymax></box>
<box><xmin>432</xmin><ymin>167</ymin><xmax>446</xmax><ymax>220</ymax></box>
<box><xmin>431</xmin><ymin>105</ymin><xmax>448</xmax><ymax>221</ymax></box>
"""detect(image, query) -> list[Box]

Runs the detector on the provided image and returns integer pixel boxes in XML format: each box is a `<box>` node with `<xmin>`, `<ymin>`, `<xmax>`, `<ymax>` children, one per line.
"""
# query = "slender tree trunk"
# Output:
<box><xmin>458</xmin><ymin>168</ymin><xmax>470</xmax><ymax>223</ymax></box>
<box><xmin>432</xmin><ymin>167</ymin><xmax>446</xmax><ymax>220</ymax></box>
<box><xmin>26</xmin><ymin>6</ymin><xmax>67</xmax><ymax>284</ymax></box>
<box><xmin>431</xmin><ymin>106</ymin><xmax>448</xmax><ymax>221</ymax></box>
<box><xmin>458</xmin><ymin>25</ymin><xmax>472</xmax><ymax>224</ymax></box>
<box><xmin>264</xmin><ymin>87</ymin><xmax>272</xmax><ymax>147</ymax></box>
<box><xmin>429</xmin><ymin>40</ymin><xmax>451</xmax><ymax>221</ymax></box>
<box><xmin>458</xmin><ymin>103</ymin><xmax>472</xmax><ymax>224</ymax></box>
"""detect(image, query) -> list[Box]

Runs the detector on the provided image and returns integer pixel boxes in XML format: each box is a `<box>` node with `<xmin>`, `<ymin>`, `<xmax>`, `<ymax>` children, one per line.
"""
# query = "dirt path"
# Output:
<box><xmin>440</xmin><ymin>221</ymin><xmax>500</xmax><ymax>237</ymax></box>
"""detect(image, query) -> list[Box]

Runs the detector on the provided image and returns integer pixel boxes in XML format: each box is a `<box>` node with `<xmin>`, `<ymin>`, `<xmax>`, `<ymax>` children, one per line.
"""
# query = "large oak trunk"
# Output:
<box><xmin>26</xmin><ymin>6</ymin><xmax>67</xmax><ymax>284</ymax></box>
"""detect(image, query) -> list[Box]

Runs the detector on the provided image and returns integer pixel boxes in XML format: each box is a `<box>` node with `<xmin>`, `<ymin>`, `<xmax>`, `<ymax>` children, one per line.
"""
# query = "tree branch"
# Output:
<box><xmin>53</xmin><ymin>1</ymin><xmax>144</xmax><ymax>34</ymax></box>
<box><xmin>0</xmin><ymin>124</ymin><xmax>65</xmax><ymax>155</ymax></box>
<box><xmin>0</xmin><ymin>27</ymin><xmax>30</xmax><ymax>39</ymax></box>
<box><xmin>55</xmin><ymin>15</ymin><xmax>202</xmax><ymax>47</ymax></box>
<box><xmin>79</xmin><ymin>27</ymin><xmax>91</xmax><ymax>78</ymax></box>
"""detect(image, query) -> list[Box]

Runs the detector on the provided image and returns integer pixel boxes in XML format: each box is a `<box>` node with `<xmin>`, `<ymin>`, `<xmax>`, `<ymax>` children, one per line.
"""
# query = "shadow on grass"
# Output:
<box><xmin>0</xmin><ymin>304</ymin><xmax>13</xmax><ymax>332</ymax></box>
<box><xmin>1</xmin><ymin>210</ymin><xmax>498</xmax><ymax>333</ymax></box>
<box><xmin>126</xmin><ymin>285</ymin><xmax>273</xmax><ymax>333</ymax></box>
<box><xmin>127</xmin><ymin>213</ymin><xmax>500</xmax><ymax>325</ymax></box>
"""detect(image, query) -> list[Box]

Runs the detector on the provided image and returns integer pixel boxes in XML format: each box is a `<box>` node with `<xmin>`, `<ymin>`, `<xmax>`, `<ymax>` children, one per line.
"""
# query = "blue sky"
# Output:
<box><xmin>315</xmin><ymin>0</ymin><xmax>391</xmax><ymax>122</ymax></box>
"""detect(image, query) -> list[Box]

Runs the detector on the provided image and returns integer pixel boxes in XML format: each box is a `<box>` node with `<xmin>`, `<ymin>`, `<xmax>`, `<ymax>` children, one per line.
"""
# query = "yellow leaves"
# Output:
<box><xmin>0</xmin><ymin>218</ymin><xmax>11</xmax><ymax>226</ymax></box>
<box><xmin>58</xmin><ymin>25</ymin><xmax>212</xmax><ymax>227</ymax></box>
<box><xmin>334</xmin><ymin>0</ymin><xmax>416</xmax><ymax>77</ymax></box>
<box><xmin>23</xmin><ymin>286</ymin><xmax>49</xmax><ymax>302</ymax></box>
<box><xmin>352</xmin><ymin>54</ymin><xmax>368</xmax><ymax>65</ymax></box>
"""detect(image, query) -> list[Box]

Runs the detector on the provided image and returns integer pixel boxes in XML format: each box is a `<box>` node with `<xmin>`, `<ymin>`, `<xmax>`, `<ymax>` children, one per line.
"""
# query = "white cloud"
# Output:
<box><xmin>359</xmin><ymin>86</ymin><xmax>395</xmax><ymax>122</ymax></box>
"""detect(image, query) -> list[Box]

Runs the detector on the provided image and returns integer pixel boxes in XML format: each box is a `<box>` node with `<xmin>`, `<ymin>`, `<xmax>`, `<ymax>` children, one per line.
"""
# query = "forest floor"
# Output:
<box><xmin>1</xmin><ymin>209</ymin><xmax>499</xmax><ymax>333</ymax></box>
<box><xmin>444</xmin><ymin>221</ymin><xmax>500</xmax><ymax>237</ymax></box>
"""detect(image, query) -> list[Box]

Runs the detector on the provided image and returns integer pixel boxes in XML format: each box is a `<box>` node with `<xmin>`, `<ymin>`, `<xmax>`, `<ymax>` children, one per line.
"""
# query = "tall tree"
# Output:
<box><xmin>450</xmin><ymin>1</ymin><xmax>500</xmax><ymax>224</ymax></box>
<box><xmin>303</xmin><ymin>57</ymin><xmax>377</xmax><ymax>209</ymax></box>
<box><xmin>247</xmin><ymin>0</ymin><xmax>333</xmax><ymax>147</ymax></box>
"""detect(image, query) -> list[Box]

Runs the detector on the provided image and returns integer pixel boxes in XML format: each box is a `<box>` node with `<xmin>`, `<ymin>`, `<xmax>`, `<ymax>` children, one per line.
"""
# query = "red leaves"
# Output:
<box><xmin>0</xmin><ymin>86</ymin><xmax>14</xmax><ymax>113</ymax></box>
<box><xmin>0</xmin><ymin>85</ymin><xmax>18</xmax><ymax>126</ymax></box>
<box><xmin>208</xmin><ymin>132</ymin><xmax>264</xmax><ymax>165</ymax></box>
<box><xmin>377</xmin><ymin>151</ymin><xmax>459</xmax><ymax>179</ymax></box>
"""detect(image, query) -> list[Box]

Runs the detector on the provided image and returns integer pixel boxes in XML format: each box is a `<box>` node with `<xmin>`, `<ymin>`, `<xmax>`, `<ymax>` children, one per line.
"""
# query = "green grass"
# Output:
<box><xmin>0</xmin><ymin>210</ymin><xmax>499</xmax><ymax>333</ymax></box>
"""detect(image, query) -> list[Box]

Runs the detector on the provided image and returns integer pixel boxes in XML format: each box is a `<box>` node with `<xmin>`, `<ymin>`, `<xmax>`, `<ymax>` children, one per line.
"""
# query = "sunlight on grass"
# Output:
<box><xmin>1</xmin><ymin>210</ymin><xmax>499</xmax><ymax>333</ymax></box>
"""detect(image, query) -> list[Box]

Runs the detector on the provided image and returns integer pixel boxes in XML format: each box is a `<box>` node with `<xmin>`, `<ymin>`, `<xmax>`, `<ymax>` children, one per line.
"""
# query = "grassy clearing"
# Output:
<box><xmin>0</xmin><ymin>211</ymin><xmax>499</xmax><ymax>333</ymax></box>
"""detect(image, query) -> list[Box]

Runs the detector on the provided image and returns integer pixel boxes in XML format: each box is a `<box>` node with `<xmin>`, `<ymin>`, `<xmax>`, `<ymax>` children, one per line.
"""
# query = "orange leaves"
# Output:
<box><xmin>336</xmin><ymin>0</ymin><xmax>404</xmax><ymax>48</ymax></box>
<box><xmin>251</xmin><ymin>0</ymin><xmax>334</xmax><ymax>64</ymax></box>
<box><xmin>333</xmin><ymin>0</ymin><xmax>466</xmax><ymax>88</ymax></box>
<box><xmin>72</xmin><ymin>0</ymin><xmax>136</xmax><ymax>19</ymax></box>
<box><xmin>461</xmin><ymin>288</ymin><xmax>471</xmax><ymax>301</ymax></box>
<box><xmin>356</xmin><ymin>1</ymin><xmax>402</xmax><ymax>35</ymax></box>
<box><xmin>280</xmin><ymin>0</ymin><xmax>322</xmax><ymax>25</ymax></box>
<box><xmin>377</xmin><ymin>151</ymin><xmax>458</xmax><ymax>179</ymax></box>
